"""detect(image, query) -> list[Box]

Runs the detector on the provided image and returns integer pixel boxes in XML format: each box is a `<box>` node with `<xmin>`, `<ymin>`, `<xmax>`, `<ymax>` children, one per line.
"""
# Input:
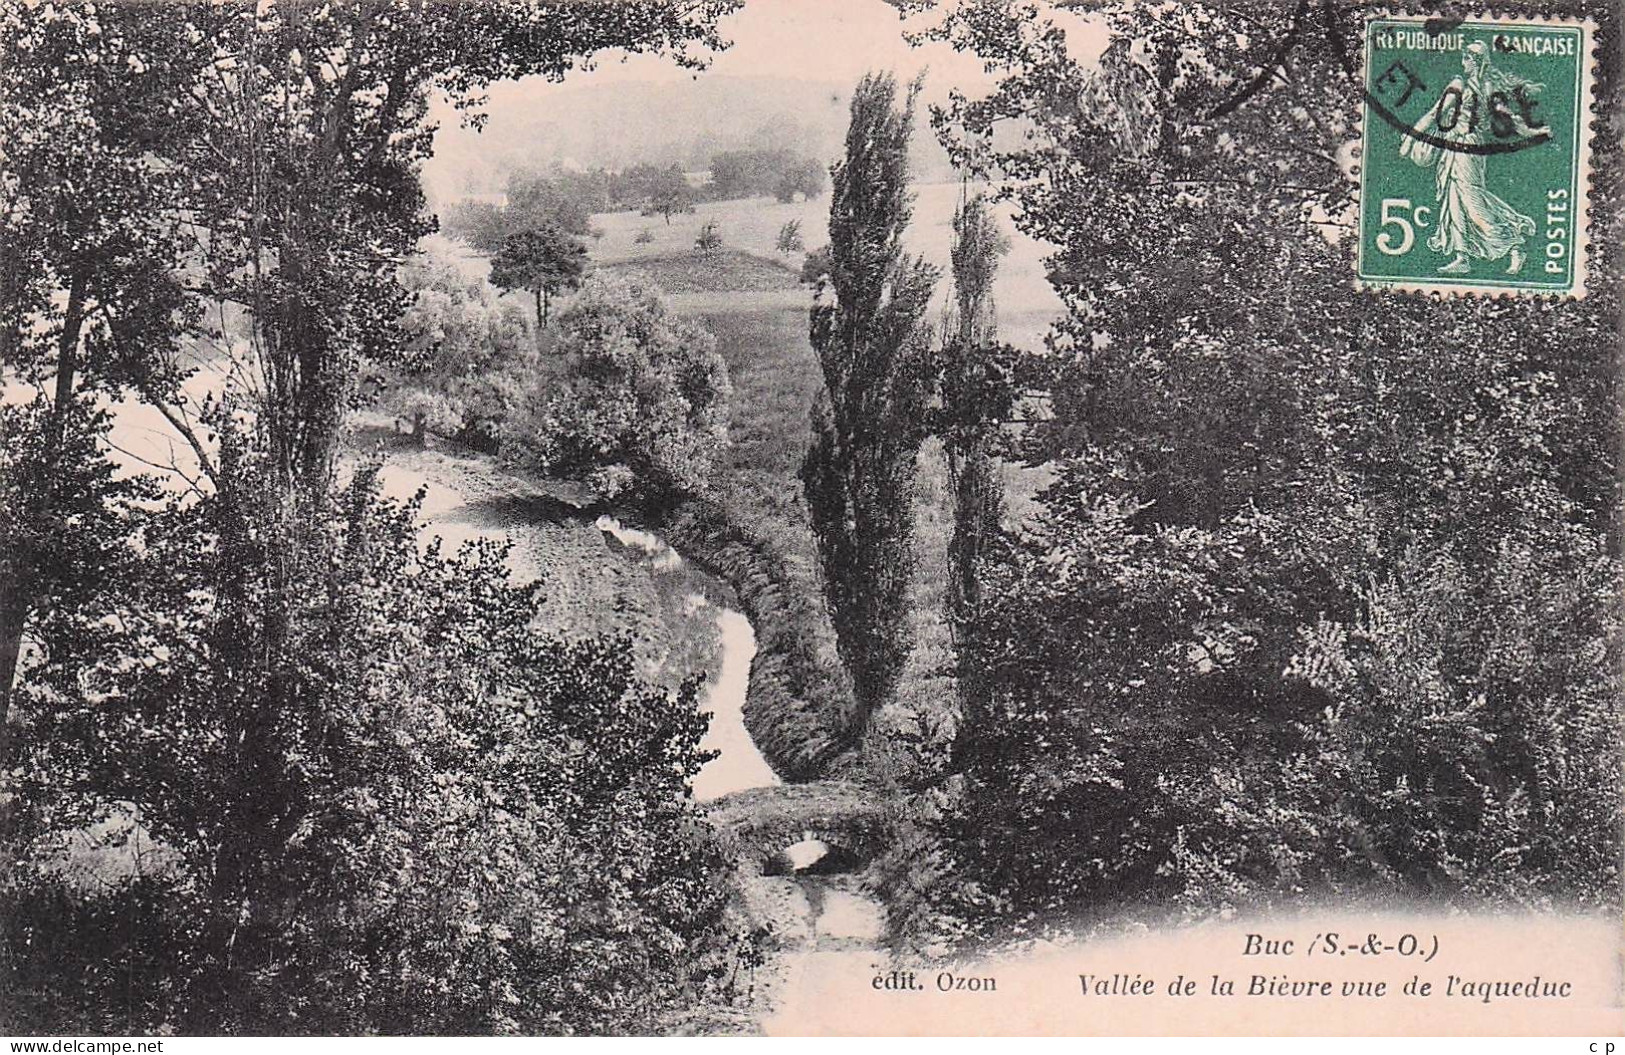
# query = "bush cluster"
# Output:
<box><xmin>4</xmin><ymin>449</ymin><xmax>741</xmax><ymax>1034</ymax></box>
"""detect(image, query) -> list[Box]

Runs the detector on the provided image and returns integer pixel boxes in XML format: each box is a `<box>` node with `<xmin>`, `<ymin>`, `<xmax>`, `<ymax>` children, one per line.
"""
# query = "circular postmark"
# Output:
<box><xmin>1206</xmin><ymin>2</ymin><xmax>1555</xmax><ymax>158</ymax></box>
<box><xmin>1194</xmin><ymin>3</ymin><xmax>1591</xmax><ymax>295</ymax></box>
<box><xmin>1319</xmin><ymin>3</ymin><xmax>1554</xmax><ymax>157</ymax></box>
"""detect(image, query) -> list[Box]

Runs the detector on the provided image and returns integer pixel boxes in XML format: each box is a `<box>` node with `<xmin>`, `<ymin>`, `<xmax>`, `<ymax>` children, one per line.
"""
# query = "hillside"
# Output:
<box><xmin>423</xmin><ymin>74</ymin><xmax>960</xmax><ymax>206</ymax></box>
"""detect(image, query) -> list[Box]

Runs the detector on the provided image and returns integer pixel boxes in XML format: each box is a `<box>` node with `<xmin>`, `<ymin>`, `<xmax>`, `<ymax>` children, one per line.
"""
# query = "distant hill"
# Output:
<box><xmin>424</xmin><ymin>74</ymin><xmax>957</xmax><ymax>208</ymax></box>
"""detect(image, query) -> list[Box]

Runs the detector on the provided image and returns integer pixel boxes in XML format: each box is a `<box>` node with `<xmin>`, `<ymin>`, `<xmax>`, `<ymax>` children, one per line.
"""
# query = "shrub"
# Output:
<box><xmin>375</xmin><ymin>253</ymin><xmax>534</xmax><ymax>450</ymax></box>
<box><xmin>774</xmin><ymin>220</ymin><xmax>804</xmax><ymax>255</ymax></box>
<box><xmin>944</xmin><ymin>442</ymin><xmax>1621</xmax><ymax>923</ymax></box>
<box><xmin>694</xmin><ymin>222</ymin><xmax>723</xmax><ymax>256</ymax></box>
<box><xmin>798</xmin><ymin>245</ymin><xmax>831</xmax><ymax>286</ymax></box>
<box><xmin>4</xmin><ymin>446</ymin><xmax>739</xmax><ymax>1034</ymax></box>
<box><xmin>506</xmin><ymin>275</ymin><xmax>732</xmax><ymax>502</ymax></box>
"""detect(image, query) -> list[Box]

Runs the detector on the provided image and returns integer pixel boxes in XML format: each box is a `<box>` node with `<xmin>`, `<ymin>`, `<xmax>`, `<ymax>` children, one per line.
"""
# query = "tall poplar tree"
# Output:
<box><xmin>801</xmin><ymin>72</ymin><xmax>938</xmax><ymax>732</ymax></box>
<box><xmin>938</xmin><ymin>192</ymin><xmax>1011</xmax><ymax>742</ymax></box>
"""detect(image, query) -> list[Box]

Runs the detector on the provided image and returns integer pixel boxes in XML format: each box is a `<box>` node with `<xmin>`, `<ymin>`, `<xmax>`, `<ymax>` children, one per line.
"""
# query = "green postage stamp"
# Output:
<box><xmin>1357</xmin><ymin>14</ymin><xmax>1596</xmax><ymax>297</ymax></box>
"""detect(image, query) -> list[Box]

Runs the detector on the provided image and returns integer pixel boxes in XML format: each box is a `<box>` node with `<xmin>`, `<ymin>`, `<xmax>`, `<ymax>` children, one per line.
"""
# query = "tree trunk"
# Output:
<box><xmin>0</xmin><ymin>588</ymin><xmax>25</xmax><ymax>762</ymax></box>
<box><xmin>0</xmin><ymin>271</ymin><xmax>86</xmax><ymax>753</ymax></box>
<box><xmin>535</xmin><ymin>287</ymin><xmax>544</xmax><ymax>328</ymax></box>
<box><xmin>411</xmin><ymin>410</ymin><xmax>427</xmax><ymax>448</ymax></box>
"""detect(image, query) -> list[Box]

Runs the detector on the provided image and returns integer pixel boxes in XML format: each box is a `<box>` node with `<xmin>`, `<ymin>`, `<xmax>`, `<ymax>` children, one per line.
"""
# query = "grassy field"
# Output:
<box><xmin>596</xmin><ymin>248</ymin><xmax>857</xmax><ymax>773</ymax></box>
<box><xmin>589</xmin><ymin>186</ymin><xmax>1066</xmax><ymax>779</ymax></box>
<box><xmin>588</xmin><ymin>182</ymin><xmax>1064</xmax><ymax>350</ymax></box>
<box><xmin>349</xmin><ymin>419</ymin><xmax>729</xmax><ymax>694</ymax></box>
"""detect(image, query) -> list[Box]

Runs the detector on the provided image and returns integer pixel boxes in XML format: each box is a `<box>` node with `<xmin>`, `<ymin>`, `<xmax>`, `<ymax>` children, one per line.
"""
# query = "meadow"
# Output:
<box><xmin>587</xmin><ymin>181</ymin><xmax>1063</xmax><ymax>351</ymax></box>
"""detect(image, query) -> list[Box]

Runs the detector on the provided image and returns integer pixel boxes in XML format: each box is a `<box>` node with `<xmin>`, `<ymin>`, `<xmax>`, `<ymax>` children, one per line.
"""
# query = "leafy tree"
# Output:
<box><xmin>376</xmin><ymin>254</ymin><xmax>534</xmax><ymax>449</ymax></box>
<box><xmin>4</xmin><ymin>436</ymin><xmax>737</xmax><ymax>1034</ymax></box>
<box><xmin>695</xmin><ymin>221</ymin><xmax>724</xmax><ymax>256</ymax></box>
<box><xmin>0</xmin><ymin>5</ymin><xmax>203</xmax><ymax>756</ymax></box>
<box><xmin>709</xmin><ymin>149</ymin><xmax>782</xmax><ymax>199</ymax></box>
<box><xmin>489</xmin><ymin>225</ymin><xmax>588</xmax><ymax>327</ymax></box>
<box><xmin>937</xmin><ymin>194</ymin><xmax>1012</xmax><ymax>737</ymax></box>
<box><xmin>642</xmin><ymin>166</ymin><xmax>697</xmax><ymax>225</ymax></box>
<box><xmin>775</xmin><ymin>219</ymin><xmax>805</xmax><ymax>254</ymax></box>
<box><xmin>774</xmin><ymin>157</ymin><xmax>827</xmax><ymax>203</ymax></box>
<box><xmin>444</xmin><ymin>170</ymin><xmax>627</xmax><ymax>254</ymax></box>
<box><xmin>509</xmin><ymin>275</ymin><xmax>732</xmax><ymax>502</ymax></box>
<box><xmin>801</xmin><ymin>72</ymin><xmax>939</xmax><ymax>732</ymax></box>
<box><xmin>708</xmin><ymin>149</ymin><xmax>825</xmax><ymax>202</ymax></box>
<box><xmin>619</xmin><ymin>163</ymin><xmax>671</xmax><ymax>209</ymax></box>
<box><xmin>2</xmin><ymin>0</ymin><xmax>750</xmax><ymax>1030</ymax></box>
<box><xmin>440</xmin><ymin>199</ymin><xmax>511</xmax><ymax>253</ymax></box>
<box><xmin>506</xmin><ymin>169</ymin><xmax>595</xmax><ymax>237</ymax></box>
<box><xmin>912</xmin><ymin>0</ymin><xmax>1622</xmax><ymax>921</ymax></box>
<box><xmin>165</xmin><ymin>0</ymin><xmax>736</xmax><ymax>490</ymax></box>
<box><xmin>138</xmin><ymin>10</ymin><xmax>742</xmax><ymax>969</ymax></box>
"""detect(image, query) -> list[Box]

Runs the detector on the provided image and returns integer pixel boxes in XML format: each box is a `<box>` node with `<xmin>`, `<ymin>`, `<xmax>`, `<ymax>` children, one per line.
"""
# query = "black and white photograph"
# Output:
<box><xmin>0</xmin><ymin>0</ymin><xmax>1620</xmax><ymax>1039</ymax></box>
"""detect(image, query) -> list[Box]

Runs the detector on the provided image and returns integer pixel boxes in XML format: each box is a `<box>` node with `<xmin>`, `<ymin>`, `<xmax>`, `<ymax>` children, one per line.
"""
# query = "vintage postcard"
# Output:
<box><xmin>1</xmin><ymin>0</ymin><xmax>1619</xmax><ymax>1042</ymax></box>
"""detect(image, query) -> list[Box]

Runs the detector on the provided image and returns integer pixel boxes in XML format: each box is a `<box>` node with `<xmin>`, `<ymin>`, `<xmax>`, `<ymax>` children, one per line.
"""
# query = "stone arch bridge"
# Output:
<box><xmin>706</xmin><ymin>780</ymin><xmax>890</xmax><ymax>875</ymax></box>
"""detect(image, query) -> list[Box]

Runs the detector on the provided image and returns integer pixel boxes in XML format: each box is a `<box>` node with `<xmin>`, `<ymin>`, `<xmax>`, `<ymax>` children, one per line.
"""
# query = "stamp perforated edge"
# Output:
<box><xmin>1349</xmin><ymin>8</ymin><xmax>1598</xmax><ymax>300</ymax></box>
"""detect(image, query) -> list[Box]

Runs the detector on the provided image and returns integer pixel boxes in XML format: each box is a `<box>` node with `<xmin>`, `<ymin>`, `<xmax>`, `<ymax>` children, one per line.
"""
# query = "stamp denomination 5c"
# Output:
<box><xmin>1357</xmin><ymin>14</ymin><xmax>1595</xmax><ymax>297</ymax></box>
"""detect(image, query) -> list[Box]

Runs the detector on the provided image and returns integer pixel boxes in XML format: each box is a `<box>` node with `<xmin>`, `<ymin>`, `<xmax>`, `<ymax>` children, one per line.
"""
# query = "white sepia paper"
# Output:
<box><xmin>1</xmin><ymin>0</ymin><xmax>1619</xmax><ymax>1039</ymax></box>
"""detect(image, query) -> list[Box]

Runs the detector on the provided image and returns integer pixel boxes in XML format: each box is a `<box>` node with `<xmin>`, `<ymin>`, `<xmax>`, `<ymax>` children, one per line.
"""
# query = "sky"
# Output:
<box><xmin>422</xmin><ymin>0</ymin><xmax>1111</xmax><ymax>196</ymax></box>
<box><xmin>472</xmin><ymin>0</ymin><xmax>999</xmax><ymax>103</ymax></box>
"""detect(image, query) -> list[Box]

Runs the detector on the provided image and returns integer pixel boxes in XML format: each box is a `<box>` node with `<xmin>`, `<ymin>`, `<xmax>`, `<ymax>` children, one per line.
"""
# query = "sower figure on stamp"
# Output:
<box><xmin>1400</xmin><ymin>40</ymin><xmax>1540</xmax><ymax>275</ymax></box>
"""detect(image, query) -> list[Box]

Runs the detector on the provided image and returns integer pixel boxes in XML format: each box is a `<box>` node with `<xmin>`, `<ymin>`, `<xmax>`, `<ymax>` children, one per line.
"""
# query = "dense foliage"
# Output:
<box><xmin>896</xmin><ymin>0</ymin><xmax>1622</xmax><ymax>928</ymax></box>
<box><xmin>799</xmin><ymin>244</ymin><xmax>832</xmax><ymax>285</ymax></box>
<box><xmin>3</xmin><ymin>438</ymin><xmax>735</xmax><ymax>1034</ymax></box>
<box><xmin>443</xmin><ymin>164</ymin><xmax>700</xmax><ymax>252</ymax></box>
<box><xmin>2</xmin><ymin>0</ymin><xmax>753</xmax><ymax>1035</ymax></box>
<box><xmin>507</xmin><ymin>275</ymin><xmax>732</xmax><ymax>503</ymax></box>
<box><xmin>504</xmin><ymin>169</ymin><xmax>599</xmax><ymax>238</ymax></box>
<box><xmin>708</xmin><ymin>148</ymin><xmax>826</xmax><ymax>203</ymax></box>
<box><xmin>373</xmin><ymin>254</ymin><xmax>534</xmax><ymax>449</ymax></box>
<box><xmin>489</xmin><ymin>224</ymin><xmax>588</xmax><ymax>326</ymax></box>
<box><xmin>0</xmin><ymin>3</ymin><xmax>202</xmax><ymax>744</ymax></box>
<box><xmin>803</xmin><ymin>72</ymin><xmax>939</xmax><ymax>729</ymax></box>
<box><xmin>642</xmin><ymin>166</ymin><xmax>699</xmax><ymax>225</ymax></box>
<box><xmin>937</xmin><ymin>194</ymin><xmax>1012</xmax><ymax>729</ymax></box>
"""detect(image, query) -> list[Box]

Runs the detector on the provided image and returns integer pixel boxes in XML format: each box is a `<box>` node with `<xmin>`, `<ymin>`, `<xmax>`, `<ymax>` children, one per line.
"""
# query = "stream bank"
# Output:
<box><xmin>654</xmin><ymin>496</ymin><xmax>863</xmax><ymax>781</ymax></box>
<box><xmin>363</xmin><ymin>434</ymin><xmax>891</xmax><ymax>1033</ymax></box>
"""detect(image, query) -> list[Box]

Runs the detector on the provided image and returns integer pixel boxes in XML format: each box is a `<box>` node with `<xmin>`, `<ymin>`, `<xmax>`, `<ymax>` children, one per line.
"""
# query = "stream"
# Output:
<box><xmin>593</xmin><ymin>515</ymin><xmax>780</xmax><ymax>802</ymax></box>
<box><xmin>593</xmin><ymin>514</ymin><xmax>886</xmax><ymax>1035</ymax></box>
<box><xmin>61</xmin><ymin>409</ymin><xmax>886</xmax><ymax>1031</ymax></box>
<box><xmin>371</xmin><ymin>459</ymin><xmax>885</xmax><ymax>1021</ymax></box>
<box><xmin>77</xmin><ymin>410</ymin><xmax>883</xmax><ymax>1030</ymax></box>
